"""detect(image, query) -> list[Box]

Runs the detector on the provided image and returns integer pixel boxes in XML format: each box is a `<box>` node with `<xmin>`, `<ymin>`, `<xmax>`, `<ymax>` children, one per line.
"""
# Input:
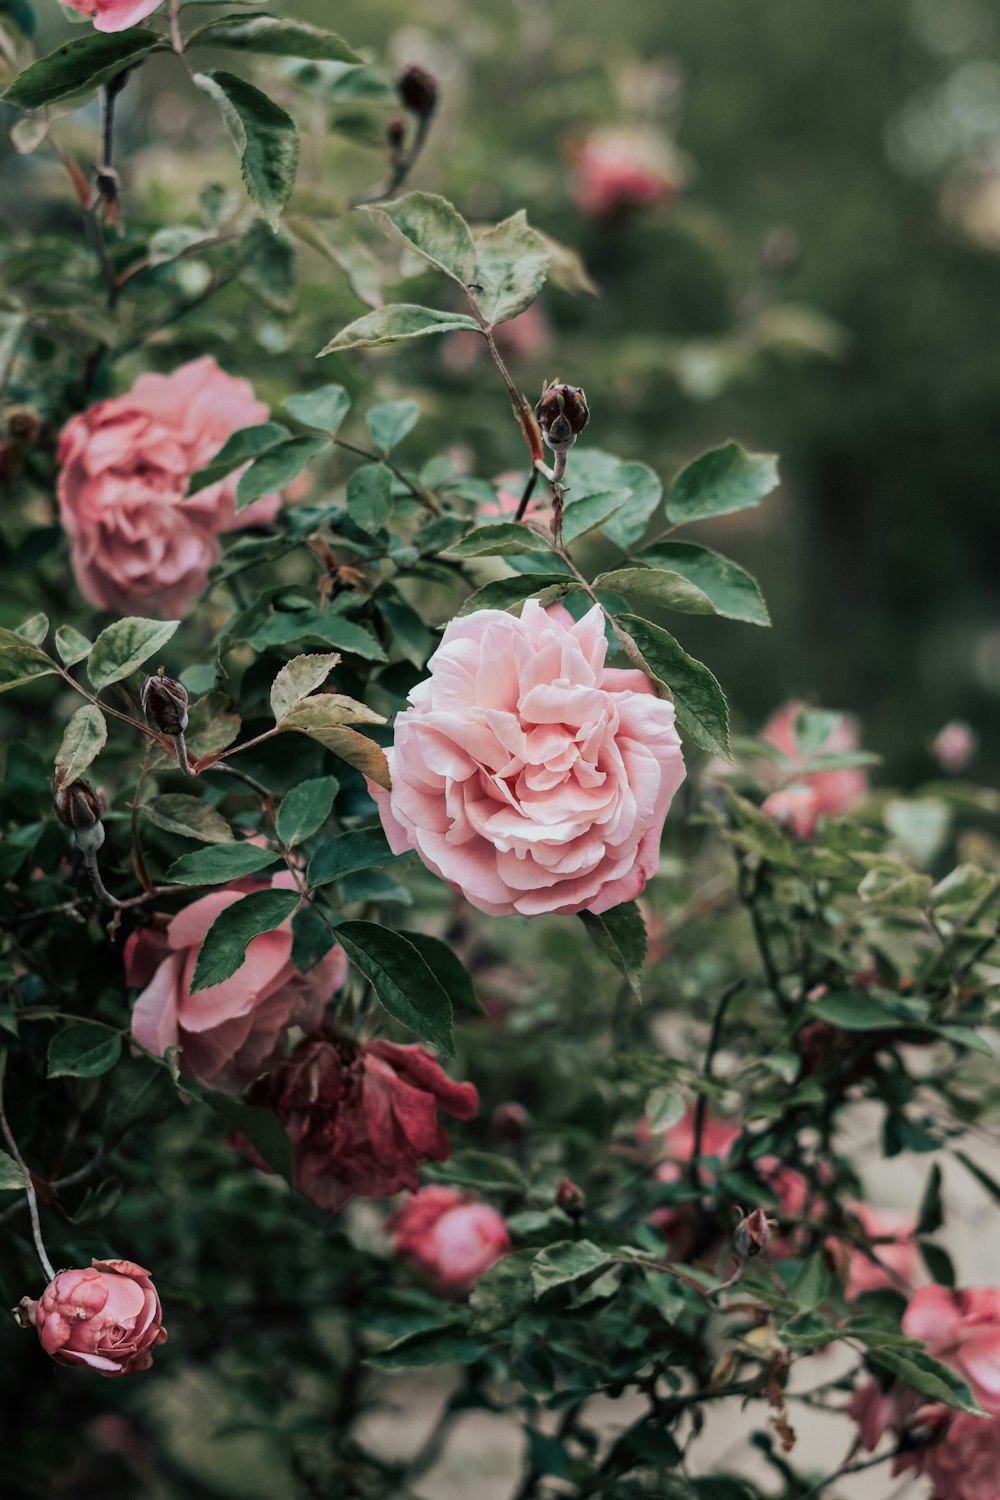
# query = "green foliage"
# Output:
<box><xmin>335</xmin><ymin>921</ymin><xmax>455</xmax><ymax>1054</ymax></box>
<box><xmin>87</xmin><ymin>618</ymin><xmax>180</xmax><ymax>692</ymax></box>
<box><xmin>193</xmin><ymin>71</ymin><xmax>299</xmax><ymax>227</ymax></box>
<box><xmin>3</xmin><ymin>29</ymin><xmax>164</xmax><ymax>108</ymax></box>
<box><xmin>190</xmin><ymin>889</ymin><xmax>301</xmax><ymax>992</ymax></box>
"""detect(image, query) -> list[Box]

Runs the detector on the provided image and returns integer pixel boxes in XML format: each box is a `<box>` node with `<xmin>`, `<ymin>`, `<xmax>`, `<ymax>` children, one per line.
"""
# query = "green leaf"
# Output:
<box><xmin>0</xmin><ymin>1149</ymin><xmax>26</xmax><ymax>1191</ymax></box>
<box><xmin>284</xmin><ymin>384</ymin><xmax>351</xmax><ymax>433</ymax></box>
<box><xmin>194</xmin><ymin>70</ymin><xmax>299</xmax><ymax>227</ymax></box>
<box><xmin>614</xmin><ymin>613</ymin><xmax>731</xmax><ymax>759</ymax></box>
<box><xmin>285</xmin><ymin>719</ymin><xmax>392</xmax><ymax>790</ymax></box>
<box><xmin>919</xmin><ymin>1240</ymin><xmax>956</xmax><ymax>1287</ymax></box>
<box><xmin>143</xmin><ymin>794</ymin><xmax>235</xmax><ymax>845</ymax></box>
<box><xmin>369</xmin><ymin>1325</ymin><xmax>486</xmax><ymax>1369</ymax></box>
<box><xmin>637</xmin><ymin>542</ymin><xmax>770</xmax><ymax>626</ymax></box>
<box><xmin>723</xmin><ymin>789</ymin><xmax>793</xmax><ymax>863</ymax></box>
<box><xmin>811</xmin><ymin>991</ymin><xmax>910</xmax><ymax>1031</ymax></box>
<box><xmin>239</xmin><ymin>219</ymin><xmax>296</xmax><ymax>312</ymax></box>
<box><xmin>55</xmin><ymin>704</ymin><xmax>107</xmax><ymax>786</ymax></box>
<box><xmin>866</xmin><ymin>1346</ymin><xmax>987</xmax><ymax>1416</ymax></box>
<box><xmin>448</xmin><ymin>523</ymin><xmax>553</xmax><ymax>558</ymax></box>
<box><xmin>236</xmin><ymin>433</ymin><xmax>327</xmax><ymax>510</ymax></box>
<box><xmin>531</xmin><ymin>1241</ymin><xmax>612</xmax><ymax>1298</ymax></box>
<box><xmin>16</xmin><ymin>612</ymin><xmax>48</xmax><ymax>645</ymax></box>
<box><xmin>48</xmin><ymin>1022</ymin><xmax>121</xmax><ymax>1079</ymax></box>
<box><xmin>244</xmin><ymin>609</ymin><xmax>385</xmax><ymax>661</ymax></box>
<box><xmin>398</xmin><ymin>931</ymin><xmax>485</xmax><ymax>1015</ymax></box>
<box><xmin>667</xmin><ymin>442</ymin><xmax>779</xmax><ymax>525</ymax></box>
<box><xmin>187</xmin><ymin>421</ymin><xmax>290</xmax><ymax>495</ymax></box>
<box><xmin>470</xmin><ymin>1250</ymin><xmax>536</xmax><ymax>1333</ymax></box>
<box><xmin>955</xmin><ymin>1151</ymin><xmax>1000</xmax><ymax>1208</ymax></box>
<box><xmin>103</xmin><ymin>1058</ymin><xmax>178</xmax><ymax>1148</ymax></box>
<box><xmin>916</xmin><ymin>1162</ymin><xmax>944</xmax><ymax>1236</ymax></box>
<box><xmin>472</xmin><ymin>210</ymin><xmax>549</xmax><ymax>325</ymax></box>
<box><xmin>790</xmin><ymin>1253</ymin><xmax>830</xmax><ymax>1312</ymax></box>
<box><xmin>306</xmin><ymin>827</ymin><xmax>398</xmax><ymax>888</ymax></box>
<box><xmin>456</xmin><ymin>574</ymin><xmax>575</xmax><ymax>618</ymax></box>
<box><xmin>87</xmin><ymin>617</ymin><xmax>180</xmax><ymax>691</ymax></box>
<box><xmin>594</xmin><ymin>565</ymin><xmax>719</xmax><ymax>616</ymax></box>
<box><xmin>602</xmin><ymin>462</ymin><xmax>663</xmax><ymax>549</ymax></box>
<box><xmin>347</xmin><ymin>463</ymin><xmax>393</xmax><ymax>533</ymax></box>
<box><xmin>367</xmin><ymin>399</ymin><xmax>420</xmax><ymax>452</ymax></box>
<box><xmin>191</xmin><ymin>889</ymin><xmax>300</xmax><ymax>993</ymax></box>
<box><xmin>435</xmin><ymin>1150</ymin><xmax>526</xmax><ymax>1192</ymax></box>
<box><xmin>0</xmin><ymin>626</ymin><xmax>56</xmax><ymax>695</ymax></box>
<box><xmin>579</xmin><ymin>901</ymin><xmax>647</xmax><ymax>996</ymax></box>
<box><xmin>279</xmin><ymin>692</ymin><xmax>385</xmax><ymax>735</ymax></box>
<box><xmin>3</xmin><ymin>29</ymin><xmax>163</xmax><ymax>109</ymax></box>
<box><xmin>276</xmin><ymin>776</ymin><xmax>338</xmax><ymax>847</ymax></box>
<box><xmin>291</xmin><ymin>904</ymin><xmax>338</xmax><ymax>974</ymax></box>
<box><xmin>187</xmin><ymin>16</ymin><xmax>362</xmax><ymax>62</ymax></box>
<box><xmin>54</xmin><ymin>624</ymin><xmax>93</xmax><ymax>667</ymax></box>
<box><xmin>166</xmin><ymin>843</ymin><xmax>280</xmax><ymax>886</ymax></box>
<box><xmin>645</xmin><ymin>1085</ymin><xmax>686</xmax><ymax>1133</ymax></box>
<box><xmin>319</xmin><ymin>305</ymin><xmax>481</xmax><ymax>354</ymax></box>
<box><xmin>365</xmin><ymin>191</ymin><xmax>476</xmax><ymax>285</ymax></box>
<box><xmin>561</xmin><ymin>491</ymin><xmax>626</xmax><ymax>545</ymax></box>
<box><xmin>270</xmin><ymin>652</ymin><xmax>341</xmax><ymax>722</ymax></box>
<box><xmin>335</xmin><ymin>921</ymin><xmax>454</xmax><ymax>1055</ymax></box>
<box><xmin>185</xmin><ymin>1079</ymin><xmax>293</xmax><ymax>1184</ymax></box>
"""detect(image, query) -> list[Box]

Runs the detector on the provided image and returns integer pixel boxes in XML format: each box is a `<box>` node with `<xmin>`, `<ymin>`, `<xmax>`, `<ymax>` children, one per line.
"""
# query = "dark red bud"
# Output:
<box><xmin>141</xmin><ymin>672</ymin><xmax>189</xmax><ymax>736</ymax></box>
<box><xmin>386</xmin><ymin>115</ymin><xmax>406</xmax><ymax>151</ymax></box>
<box><xmin>556</xmin><ymin>1177</ymin><xmax>585</xmax><ymax>1218</ymax></box>
<box><xmin>535</xmin><ymin>383</ymin><xmax>589</xmax><ymax>452</ymax></box>
<box><xmin>54</xmin><ymin>778</ymin><xmax>102</xmax><ymax>832</ymax></box>
<box><xmin>397</xmin><ymin>65</ymin><xmax>438</xmax><ymax>117</ymax></box>
<box><xmin>734</xmin><ymin>1206</ymin><xmax>771</xmax><ymax>1260</ymax></box>
<box><xmin>491</xmin><ymin>1101</ymin><xmax>530</xmax><ymax>1142</ymax></box>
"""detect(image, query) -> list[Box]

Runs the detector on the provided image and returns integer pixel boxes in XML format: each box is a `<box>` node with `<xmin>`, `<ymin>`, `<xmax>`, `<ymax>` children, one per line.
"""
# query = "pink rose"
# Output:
<box><xmin>241</xmin><ymin>1034</ymin><xmax>479</xmax><ymax>1212</ymax></box>
<box><xmin>57</xmin><ymin>356</ymin><xmax>282</xmax><ymax>617</ymax></box>
<box><xmin>57</xmin><ymin>0</ymin><xmax>162</xmax><ymax>31</ymax></box>
<box><xmin>573</xmin><ymin>129</ymin><xmax>680</xmax><ymax>219</ymax></box>
<box><xmin>833</xmin><ymin>1202</ymin><xmax>919</xmax><ymax>1301</ymax></box>
<box><xmin>476</xmin><ymin>472</ymin><xmax>545</xmax><ymax>523</ymax></box>
<box><xmin>759</xmin><ymin>701</ymin><xmax>868</xmax><ymax>837</ymax></box>
<box><xmin>849</xmin><ymin>1378</ymin><xmax>902</xmax><ymax>1452</ymax></box>
<box><xmin>904</xmin><ymin>1286</ymin><xmax>1000</xmax><ymax>1414</ymax></box>
<box><xmin>389</xmin><ymin>1185</ymin><xmax>510</xmax><ymax>1295</ymax></box>
<box><xmin>906</xmin><ymin>1411</ymin><xmax>1000</xmax><ymax>1499</ymax></box>
<box><xmin>370</xmin><ymin>601</ymin><xmax>686</xmax><ymax>917</ymax></box>
<box><xmin>127</xmin><ymin>872</ymin><xmax>346</xmax><ymax>1093</ymax></box>
<box><xmin>933</xmin><ymin>720</ymin><xmax>977</xmax><ymax>775</ymax></box>
<box><xmin>22</xmin><ymin>1259</ymin><xmax>166</xmax><ymax>1376</ymax></box>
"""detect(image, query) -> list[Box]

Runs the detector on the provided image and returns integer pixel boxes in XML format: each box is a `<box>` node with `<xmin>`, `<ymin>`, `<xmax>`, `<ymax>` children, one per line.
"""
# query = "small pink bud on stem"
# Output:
<box><xmin>397</xmin><ymin>65</ymin><xmax>438</xmax><ymax>118</ymax></box>
<box><xmin>531</xmin><ymin>383</ymin><xmax>590</xmax><ymax>544</ymax></box>
<box><xmin>556</xmin><ymin>1177</ymin><xmax>586</xmax><ymax>1219</ymax></box>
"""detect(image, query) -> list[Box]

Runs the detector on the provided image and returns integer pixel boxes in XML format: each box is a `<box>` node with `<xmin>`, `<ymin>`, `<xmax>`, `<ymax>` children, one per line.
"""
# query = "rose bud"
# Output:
<box><xmin>734</xmin><ymin>1206</ymin><xmax>771</xmax><ymax>1261</ymax></box>
<box><xmin>556</xmin><ymin>1177</ymin><xmax>585</xmax><ymax>1218</ymax></box>
<box><xmin>141</xmin><ymin>671</ymin><xmax>189</xmax><ymax>737</ymax></box>
<box><xmin>397</xmin><ymin>65</ymin><xmax>438</xmax><ymax>117</ymax></box>
<box><xmin>535</xmin><ymin>383</ymin><xmax>589</xmax><ymax>453</ymax></box>
<box><xmin>7</xmin><ymin>408</ymin><xmax>42</xmax><ymax>444</ymax></box>
<box><xmin>55</xmin><ymin>778</ymin><xmax>106</xmax><ymax>859</ymax></box>
<box><xmin>19</xmin><ymin>1258</ymin><xmax>167</xmax><ymax>1377</ymax></box>
<box><xmin>386</xmin><ymin>114</ymin><xmax>406</xmax><ymax>151</ymax></box>
<box><xmin>491</xmin><ymin>1101</ymin><xmax>530</xmax><ymax>1142</ymax></box>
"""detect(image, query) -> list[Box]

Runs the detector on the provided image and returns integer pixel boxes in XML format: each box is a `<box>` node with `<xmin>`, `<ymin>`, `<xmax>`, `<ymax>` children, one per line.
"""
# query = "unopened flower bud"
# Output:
<box><xmin>491</xmin><ymin>1101</ymin><xmax>530</xmax><ymax>1142</ymax></box>
<box><xmin>556</xmin><ymin>1177</ymin><xmax>585</xmax><ymax>1218</ymax></box>
<box><xmin>734</xmin><ymin>1206</ymin><xmax>771</xmax><ymax>1261</ymax></box>
<box><xmin>55</xmin><ymin>778</ymin><xmax>106</xmax><ymax>858</ymax></box>
<box><xmin>535</xmin><ymin>383</ymin><xmax>589</xmax><ymax>453</ymax></box>
<box><xmin>6</xmin><ymin>408</ymin><xmax>42</xmax><ymax>445</ymax></box>
<box><xmin>141</xmin><ymin>671</ymin><xmax>188</xmax><ymax>736</ymax></box>
<box><xmin>397</xmin><ymin>65</ymin><xmax>438</xmax><ymax>118</ymax></box>
<box><xmin>386</xmin><ymin>114</ymin><xmax>406</xmax><ymax>151</ymax></box>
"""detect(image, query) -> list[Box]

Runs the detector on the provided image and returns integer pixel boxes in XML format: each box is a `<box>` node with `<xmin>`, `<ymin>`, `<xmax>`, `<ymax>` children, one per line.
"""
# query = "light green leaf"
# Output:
<box><xmin>88</xmin><ymin>618</ymin><xmax>180</xmax><ymax>692</ymax></box>
<box><xmin>0</xmin><ymin>626</ymin><xmax>56</xmax><ymax>695</ymax></box>
<box><xmin>531</xmin><ymin>1241</ymin><xmax>612</xmax><ymax>1298</ymax></box>
<box><xmin>601</xmin><ymin>463</ymin><xmax>662</xmax><ymax>549</ymax></box>
<box><xmin>448</xmin><ymin>523</ymin><xmax>554</xmax><ymax>558</ymax></box>
<box><xmin>15</xmin><ymin>613</ymin><xmax>48</xmax><ymax>645</ymax></box>
<box><xmin>270</xmin><ymin>652</ymin><xmax>341</xmax><ymax>722</ymax></box>
<box><xmin>347</xmin><ymin>463</ymin><xmax>393</xmax><ymax>533</ymax></box>
<box><xmin>166</xmin><ymin>843</ymin><xmax>280</xmax><ymax>885</ymax></box>
<box><xmin>638</xmin><ymin>542</ymin><xmax>770</xmax><ymax>626</ymax></box>
<box><xmin>365</xmin><ymin>191</ymin><xmax>476</xmax><ymax>285</ymax></box>
<box><xmin>456</xmin><ymin>574</ymin><xmax>576</xmax><ymax>617</ymax></box>
<box><xmin>0</xmin><ymin>1149</ymin><xmax>26</xmax><ymax>1191</ymax></box>
<box><xmin>367</xmin><ymin>399</ymin><xmax>420</xmax><ymax>452</ymax></box>
<box><xmin>667</xmin><ymin>442</ymin><xmax>779</xmax><ymax>525</ymax></box>
<box><xmin>54</xmin><ymin>624</ymin><xmax>93</xmax><ymax>667</ymax></box>
<box><xmin>194</xmin><ymin>70</ymin><xmax>299</xmax><ymax>227</ymax></box>
<box><xmin>645</xmin><ymin>1085</ymin><xmax>686</xmax><ymax>1133</ymax></box>
<box><xmin>593</xmin><ymin>566</ymin><xmax>718</xmax><ymax>616</ymax></box>
<box><xmin>142</xmin><ymin>795</ymin><xmax>235</xmax><ymax>845</ymax></box>
<box><xmin>276</xmin><ymin>776</ymin><xmax>338</xmax><ymax>847</ymax></box>
<box><xmin>191</xmin><ymin>888</ymin><xmax>300</xmax><ymax>992</ymax></box>
<box><xmin>472</xmin><ymin>210</ymin><xmax>549</xmax><ymax>325</ymax></box>
<box><xmin>238</xmin><ymin>219</ymin><xmax>296</xmax><ymax>312</ymax></box>
<box><xmin>187</xmin><ymin>421</ymin><xmax>290</xmax><ymax>495</ymax></box>
<box><xmin>791</xmin><ymin>1253</ymin><xmax>830</xmax><ymax>1311</ymax></box>
<box><xmin>336</xmin><ymin>920</ymin><xmax>455</xmax><ymax>1055</ymax></box>
<box><xmin>614</xmin><ymin>613</ymin><xmax>731</xmax><ymax>759</ymax></box>
<box><xmin>561</xmin><ymin>491</ymin><xmax>624</xmax><ymax>545</ymax></box>
<box><xmin>866</xmin><ymin>1346</ymin><xmax>987</xmax><ymax>1416</ymax></box>
<box><xmin>284</xmin><ymin>384</ymin><xmax>351</xmax><ymax>433</ymax></box>
<box><xmin>235</xmin><ymin>433</ymin><xmax>327</xmax><ymax>510</ymax></box>
<box><xmin>48</xmin><ymin>1022</ymin><xmax>121</xmax><ymax>1079</ymax></box>
<box><xmin>55</xmin><ymin>704</ymin><xmax>107</xmax><ymax>786</ymax></box>
<box><xmin>187</xmin><ymin>16</ymin><xmax>362</xmax><ymax>62</ymax></box>
<box><xmin>3</xmin><ymin>29</ymin><xmax>164</xmax><ymax>109</ymax></box>
<box><xmin>319</xmin><ymin>304</ymin><xmax>480</xmax><ymax>354</ymax></box>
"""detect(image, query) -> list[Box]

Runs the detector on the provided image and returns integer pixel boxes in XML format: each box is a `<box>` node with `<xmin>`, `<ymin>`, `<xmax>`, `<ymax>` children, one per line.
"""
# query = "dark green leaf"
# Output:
<box><xmin>448</xmin><ymin>523</ymin><xmax>553</xmax><ymax>558</ymax></box>
<box><xmin>306</xmin><ymin>827</ymin><xmax>398</xmax><ymax>888</ymax></box>
<box><xmin>639</xmin><ymin>542</ymin><xmax>770</xmax><ymax>626</ymax></box>
<box><xmin>319</xmin><ymin>305</ymin><xmax>481</xmax><ymax>354</ymax></box>
<box><xmin>614</xmin><ymin>613</ymin><xmax>731</xmax><ymax>759</ymax></box>
<box><xmin>187</xmin><ymin>16</ymin><xmax>362</xmax><ymax>62</ymax></box>
<box><xmin>594</xmin><ymin>565</ymin><xmax>718</xmax><ymax>616</ymax></box>
<box><xmin>190</xmin><ymin>889</ymin><xmax>300</xmax><ymax>992</ymax></box>
<box><xmin>398</xmin><ymin>931</ymin><xmax>485</xmax><ymax>1015</ymax></box>
<box><xmin>187</xmin><ymin>421</ymin><xmax>290</xmax><ymax>495</ymax></box>
<box><xmin>194</xmin><ymin>70</ymin><xmax>299</xmax><ymax>227</ymax></box>
<box><xmin>601</xmin><ymin>462</ymin><xmax>663</xmax><ymax>549</ymax></box>
<box><xmin>143</xmin><ymin>795</ymin><xmax>235</xmax><ymax>845</ymax></box>
<box><xmin>0</xmin><ymin>627</ymin><xmax>56</xmax><ymax>695</ymax></box>
<box><xmin>811</xmin><ymin>991</ymin><xmax>909</xmax><ymax>1031</ymax></box>
<box><xmin>244</xmin><ymin>609</ymin><xmax>385</xmax><ymax>660</ymax></box>
<box><xmin>236</xmin><ymin>434</ymin><xmax>328</xmax><ymax>510</ymax></box>
<box><xmin>531</xmin><ymin>1240</ymin><xmax>612</xmax><ymax>1297</ymax></box>
<box><xmin>470</xmin><ymin>1249</ymin><xmax>536</xmax><ymax>1333</ymax></box>
<box><xmin>48</xmin><ymin>1023</ymin><xmax>121</xmax><ymax>1079</ymax></box>
<box><xmin>291</xmin><ymin>904</ymin><xmax>338</xmax><ymax>974</ymax></box>
<box><xmin>866</xmin><ymin>1346</ymin><xmax>987</xmax><ymax>1415</ymax></box>
<box><xmin>667</xmin><ymin>442</ymin><xmax>779</xmax><ymax>525</ymax></box>
<box><xmin>167</xmin><ymin>843</ymin><xmax>280</xmax><ymax>885</ymax></box>
<box><xmin>276</xmin><ymin>776</ymin><xmax>338</xmax><ymax>847</ymax></box>
<box><xmin>3</xmin><ymin>29</ymin><xmax>163</xmax><ymax>109</ymax></box>
<box><xmin>347</xmin><ymin>463</ymin><xmax>393</xmax><ymax>533</ymax></box>
<box><xmin>239</xmin><ymin>219</ymin><xmax>296</xmax><ymax>311</ymax></box>
<box><xmin>919</xmin><ymin>1240</ymin><xmax>956</xmax><ymax>1287</ymax></box>
<box><xmin>185</xmin><ymin>1079</ymin><xmax>293</xmax><ymax>1183</ymax></box>
<box><xmin>456</xmin><ymin>574</ymin><xmax>576</xmax><ymax>618</ymax></box>
<box><xmin>87</xmin><ymin>617</ymin><xmax>180</xmax><ymax>691</ymax></box>
<box><xmin>955</xmin><ymin>1151</ymin><xmax>1000</xmax><ymax>1208</ymax></box>
<box><xmin>435</xmin><ymin>1150</ymin><xmax>526</xmax><ymax>1192</ymax></box>
<box><xmin>917</xmin><ymin>1162</ymin><xmax>944</xmax><ymax>1236</ymax></box>
<box><xmin>369</xmin><ymin>1325</ymin><xmax>486</xmax><ymax>1369</ymax></box>
<box><xmin>579</xmin><ymin>901</ymin><xmax>647</xmax><ymax>996</ymax></box>
<box><xmin>335</xmin><ymin>921</ymin><xmax>454</xmax><ymax>1054</ymax></box>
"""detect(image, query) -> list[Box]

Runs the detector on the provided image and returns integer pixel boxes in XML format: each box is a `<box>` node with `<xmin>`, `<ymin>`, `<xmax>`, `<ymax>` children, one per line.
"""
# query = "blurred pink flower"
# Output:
<box><xmin>573</xmin><ymin>128</ymin><xmax>680</xmax><ymax>219</ymax></box>
<box><xmin>443</xmin><ymin>304</ymin><xmax>550</xmax><ymax>372</ymax></box>
<box><xmin>904</xmin><ymin>1286</ymin><xmax>1000</xmax><ymax>1414</ymax></box>
<box><xmin>22</xmin><ymin>1259</ymin><xmax>166</xmax><ymax>1376</ymax></box>
<box><xmin>759</xmin><ymin>701</ymin><xmax>868</xmax><ymax>837</ymax></box>
<box><xmin>933</xmin><ymin>720</ymin><xmax>977</xmax><ymax>775</ymax></box>
<box><xmin>389</xmin><ymin>1185</ymin><xmax>510</xmax><ymax>1295</ymax></box>
<box><xmin>58</xmin><ymin>0</ymin><xmax>162</xmax><ymax>30</ymax></box>
<box><xmin>906</xmin><ymin>1410</ymin><xmax>1000</xmax><ymax>1499</ymax></box>
<box><xmin>833</xmin><ymin>1202</ymin><xmax>919</xmax><ymax>1301</ymax></box>
<box><xmin>57</xmin><ymin>356</ymin><xmax>282</xmax><ymax>617</ymax></box>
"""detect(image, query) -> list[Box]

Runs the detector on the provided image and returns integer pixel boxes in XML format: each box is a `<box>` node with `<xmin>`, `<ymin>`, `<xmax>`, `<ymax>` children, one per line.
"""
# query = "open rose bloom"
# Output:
<box><xmin>573</xmin><ymin>127</ymin><xmax>681</xmax><ymax>219</ymax></box>
<box><xmin>759</xmin><ymin>701</ymin><xmax>868</xmax><ymax>837</ymax></box>
<box><xmin>371</xmin><ymin>601</ymin><xmax>686</xmax><ymax>916</ymax></box>
<box><xmin>389</xmin><ymin>1186</ymin><xmax>510</xmax><ymax>1295</ymax></box>
<box><xmin>127</xmin><ymin>873</ymin><xmax>347</xmax><ymax>1092</ymax></box>
<box><xmin>242</xmin><ymin>1035</ymin><xmax>479</xmax><ymax>1212</ymax></box>
<box><xmin>22</xmin><ymin>1260</ymin><xmax>166</xmax><ymax>1376</ymax></box>
<box><xmin>58</xmin><ymin>0</ymin><xmax>162</xmax><ymax>30</ymax></box>
<box><xmin>57</xmin><ymin>356</ymin><xmax>282</xmax><ymax>617</ymax></box>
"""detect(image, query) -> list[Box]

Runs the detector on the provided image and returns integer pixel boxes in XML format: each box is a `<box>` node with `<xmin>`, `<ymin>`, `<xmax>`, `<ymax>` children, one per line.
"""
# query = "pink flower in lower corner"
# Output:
<box><xmin>834</xmin><ymin>1202</ymin><xmax>919</xmax><ymax>1301</ymax></box>
<box><xmin>57</xmin><ymin>0</ymin><xmax>162</xmax><ymax>31</ymax></box>
<box><xmin>240</xmin><ymin>1035</ymin><xmax>479</xmax><ymax>1213</ymax></box>
<box><xmin>911</xmin><ymin>1411</ymin><xmax>1000</xmax><ymax>1500</ymax></box>
<box><xmin>389</xmin><ymin>1186</ymin><xmax>510</xmax><ymax>1296</ymax></box>
<box><xmin>127</xmin><ymin>873</ymin><xmax>347</xmax><ymax>1093</ymax></box>
<box><xmin>760</xmin><ymin>701</ymin><xmax>868</xmax><ymax>837</ymax></box>
<box><xmin>22</xmin><ymin>1260</ymin><xmax>166</xmax><ymax>1376</ymax></box>
<box><xmin>369</xmin><ymin>601</ymin><xmax>686</xmax><ymax>917</ymax></box>
<box><xmin>903</xmin><ymin>1286</ymin><xmax>1000</xmax><ymax>1415</ymax></box>
<box><xmin>57</xmin><ymin>356</ymin><xmax>282</xmax><ymax>617</ymax></box>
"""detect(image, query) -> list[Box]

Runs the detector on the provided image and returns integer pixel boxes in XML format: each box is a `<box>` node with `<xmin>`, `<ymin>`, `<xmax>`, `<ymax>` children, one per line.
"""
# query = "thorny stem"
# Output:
<box><xmin>350</xmin><ymin>111</ymin><xmax>434</xmax><ymax>208</ymax></box>
<box><xmin>0</xmin><ymin>1051</ymin><xmax>57</xmax><ymax>1282</ymax></box>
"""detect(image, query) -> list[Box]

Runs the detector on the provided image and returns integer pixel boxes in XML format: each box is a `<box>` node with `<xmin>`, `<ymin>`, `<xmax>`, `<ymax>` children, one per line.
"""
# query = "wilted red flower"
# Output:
<box><xmin>241</xmin><ymin>1034</ymin><xmax>479</xmax><ymax>1212</ymax></box>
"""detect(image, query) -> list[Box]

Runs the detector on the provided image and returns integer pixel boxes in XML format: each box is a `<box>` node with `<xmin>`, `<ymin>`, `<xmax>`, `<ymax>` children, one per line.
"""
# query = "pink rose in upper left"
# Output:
<box><xmin>389</xmin><ymin>1186</ymin><xmax>510</xmax><ymax>1295</ymax></box>
<box><xmin>57</xmin><ymin>356</ymin><xmax>282</xmax><ymax>617</ymax></box>
<box><xmin>57</xmin><ymin>0</ymin><xmax>162</xmax><ymax>31</ymax></box>
<box><xmin>370</xmin><ymin>601</ymin><xmax>686</xmax><ymax>917</ymax></box>
<box><xmin>127</xmin><ymin>872</ymin><xmax>346</xmax><ymax>1093</ymax></box>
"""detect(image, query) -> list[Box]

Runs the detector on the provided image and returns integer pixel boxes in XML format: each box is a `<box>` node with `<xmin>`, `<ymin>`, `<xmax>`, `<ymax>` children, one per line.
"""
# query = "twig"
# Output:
<box><xmin>350</xmin><ymin>111</ymin><xmax>433</xmax><ymax>208</ymax></box>
<box><xmin>0</xmin><ymin>1050</ymin><xmax>56</xmax><ymax>1281</ymax></box>
<box><xmin>798</xmin><ymin>1444</ymin><xmax>905</xmax><ymax>1499</ymax></box>
<box><xmin>690</xmin><ymin>979</ymin><xmax>746</xmax><ymax>1186</ymax></box>
<box><xmin>334</xmin><ymin>438</ymin><xmax>441</xmax><ymax>513</ymax></box>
